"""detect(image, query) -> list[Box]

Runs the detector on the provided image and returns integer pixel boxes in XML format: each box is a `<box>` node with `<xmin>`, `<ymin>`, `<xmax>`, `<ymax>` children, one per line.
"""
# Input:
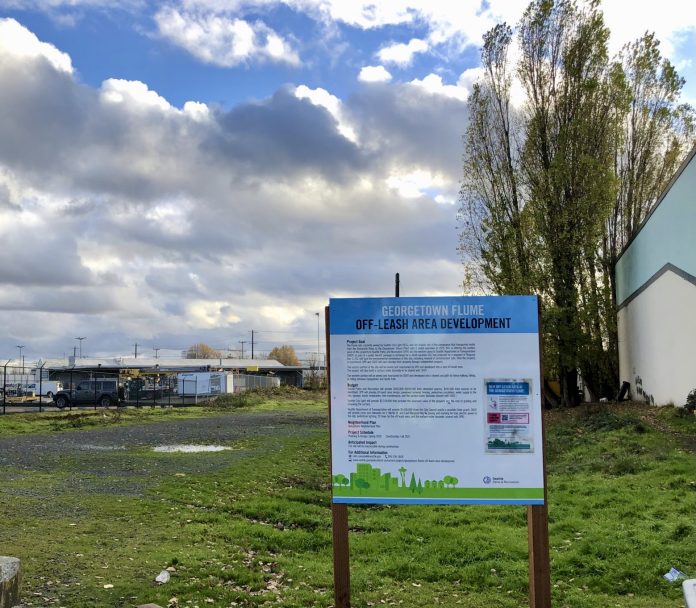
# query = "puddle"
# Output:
<box><xmin>153</xmin><ymin>444</ymin><xmax>230</xmax><ymax>453</ymax></box>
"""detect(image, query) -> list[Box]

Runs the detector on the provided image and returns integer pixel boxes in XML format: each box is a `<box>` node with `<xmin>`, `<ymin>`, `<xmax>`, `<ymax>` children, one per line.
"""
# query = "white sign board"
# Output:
<box><xmin>329</xmin><ymin>296</ymin><xmax>544</xmax><ymax>505</ymax></box>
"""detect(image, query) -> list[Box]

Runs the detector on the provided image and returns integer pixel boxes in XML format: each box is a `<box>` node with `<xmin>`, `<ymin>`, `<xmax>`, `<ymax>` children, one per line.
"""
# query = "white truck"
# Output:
<box><xmin>25</xmin><ymin>381</ymin><xmax>63</xmax><ymax>398</ymax></box>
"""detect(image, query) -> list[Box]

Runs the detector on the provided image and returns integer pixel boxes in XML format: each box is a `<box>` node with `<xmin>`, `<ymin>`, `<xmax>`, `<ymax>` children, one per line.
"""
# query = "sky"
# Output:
<box><xmin>1</xmin><ymin>0</ymin><xmax>695</xmax><ymax>363</ymax></box>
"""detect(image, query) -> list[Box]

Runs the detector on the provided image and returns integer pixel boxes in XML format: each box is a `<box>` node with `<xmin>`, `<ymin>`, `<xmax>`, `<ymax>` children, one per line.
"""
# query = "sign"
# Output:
<box><xmin>329</xmin><ymin>296</ymin><xmax>544</xmax><ymax>505</ymax></box>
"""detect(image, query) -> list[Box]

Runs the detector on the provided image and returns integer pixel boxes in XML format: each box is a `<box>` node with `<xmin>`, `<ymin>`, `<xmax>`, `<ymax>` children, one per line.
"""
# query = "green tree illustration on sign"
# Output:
<box><xmin>355</xmin><ymin>478</ymin><xmax>370</xmax><ymax>495</ymax></box>
<box><xmin>443</xmin><ymin>475</ymin><xmax>459</xmax><ymax>488</ymax></box>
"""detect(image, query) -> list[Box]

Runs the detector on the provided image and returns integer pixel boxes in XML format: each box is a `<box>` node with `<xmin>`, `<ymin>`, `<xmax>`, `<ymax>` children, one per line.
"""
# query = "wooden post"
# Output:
<box><xmin>528</xmin><ymin>503</ymin><xmax>551</xmax><ymax>607</ymax></box>
<box><xmin>528</xmin><ymin>300</ymin><xmax>551</xmax><ymax>607</ymax></box>
<box><xmin>326</xmin><ymin>306</ymin><xmax>351</xmax><ymax>607</ymax></box>
<box><xmin>332</xmin><ymin>503</ymin><xmax>351</xmax><ymax>608</ymax></box>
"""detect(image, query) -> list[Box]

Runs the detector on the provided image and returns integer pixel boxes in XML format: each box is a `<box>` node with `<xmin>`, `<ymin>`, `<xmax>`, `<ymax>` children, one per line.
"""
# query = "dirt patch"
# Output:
<box><xmin>639</xmin><ymin>408</ymin><xmax>696</xmax><ymax>453</ymax></box>
<box><xmin>0</xmin><ymin>409</ymin><xmax>327</xmax><ymax>501</ymax></box>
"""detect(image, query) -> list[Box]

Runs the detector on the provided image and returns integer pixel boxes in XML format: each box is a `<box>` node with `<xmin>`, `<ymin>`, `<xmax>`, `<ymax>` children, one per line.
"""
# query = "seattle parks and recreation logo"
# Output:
<box><xmin>483</xmin><ymin>475</ymin><xmax>492</xmax><ymax>484</ymax></box>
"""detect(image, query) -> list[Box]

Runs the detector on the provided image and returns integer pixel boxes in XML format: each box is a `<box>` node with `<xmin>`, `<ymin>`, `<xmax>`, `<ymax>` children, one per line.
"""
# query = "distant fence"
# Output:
<box><xmin>1</xmin><ymin>366</ymin><xmax>282</xmax><ymax>414</ymax></box>
<box><xmin>1</xmin><ymin>363</ymin><xmax>79</xmax><ymax>413</ymax></box>
<box><xmin>231</xmin><ymin>374</ymin><xmax>280</xmax><ymax>392</ymax></box>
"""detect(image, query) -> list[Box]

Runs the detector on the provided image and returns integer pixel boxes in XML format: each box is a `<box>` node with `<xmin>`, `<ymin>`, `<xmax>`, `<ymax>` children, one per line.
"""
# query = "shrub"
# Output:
<box><xmin>211</xmin><ymin>391</ymin><xmax>265</xmax><ymax>409</ymax></box>
<box><xmin>579</xmin><ymin>405</ymin><xmax>640</xmax><ymax>432</ymax></box>
<box><xmin>685</xmin><ymin>389</ymin><xmax>696</xmax><ymax>414</ymax></box>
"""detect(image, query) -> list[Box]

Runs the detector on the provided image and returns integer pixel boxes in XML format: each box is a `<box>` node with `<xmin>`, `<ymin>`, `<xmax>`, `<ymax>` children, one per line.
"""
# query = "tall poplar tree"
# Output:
<box><xmin>459</xmin><ymin>0</ymin><xmax>695</xmax><ymax>405</ymax></box>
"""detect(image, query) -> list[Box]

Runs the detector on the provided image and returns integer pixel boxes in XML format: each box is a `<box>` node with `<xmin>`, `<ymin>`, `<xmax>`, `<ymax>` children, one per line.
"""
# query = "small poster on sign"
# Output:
<box><xmin>484</xmin><ymin>379</ymin><xmax>534</xmax><ymax>453</ymax></box>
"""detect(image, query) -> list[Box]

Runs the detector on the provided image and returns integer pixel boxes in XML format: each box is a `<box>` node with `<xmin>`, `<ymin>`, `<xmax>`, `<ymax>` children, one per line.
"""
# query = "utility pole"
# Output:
<box><xmin>134</xmin><ymin>343</ymin><xmax>139</xmax><ymax>359</ymax></box>
<box><xmin>315</xmin><ymin>312</ymin><xmax>321</xmax><ymax>368</ymax></box>
<box><xmin>73</xmin><ymin>346</ymin><xmax>77</xmax><ymax>359</ymax></box>
<box><xmin>153</xmin><ymin>347</ymin><xmax>160</xmax><ymax>359</ymax></box>
<box><xmin>251</xmin><ymin>330</ymin><xmax>255</xmax><ymax>360</ymax></box>
<box><xmin>239</xmin><ymin>340</ymin><xmax>247</xmax><ymax>359</ymax></box>
<box><xmin>75</xmin><ymin>337</ymin><xmax>86</xmax><ymax>358</ymax></box>
<box><xmin>16</xmin><ymin>345</ymin><xmax>24</xmax><ymax>376</ymax></box>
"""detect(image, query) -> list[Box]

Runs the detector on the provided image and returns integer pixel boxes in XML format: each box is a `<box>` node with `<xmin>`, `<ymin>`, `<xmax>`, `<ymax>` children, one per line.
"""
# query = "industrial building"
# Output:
<box><xmin>615</xmin><ymin>145</ymin><xmax>696</xmax><ymax>405</ymax></box>
<box><xmin>3</xmin><ymin>356</ymin><xmax>304</xmax><ymax>390</ymax></box>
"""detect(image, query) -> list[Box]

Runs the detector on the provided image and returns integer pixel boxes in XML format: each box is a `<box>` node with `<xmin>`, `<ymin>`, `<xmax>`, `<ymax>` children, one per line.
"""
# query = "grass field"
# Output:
<box><xmin>0</xmin><ymin>393</ymin><xmax>694</xmax><ymax>608</ymax></box>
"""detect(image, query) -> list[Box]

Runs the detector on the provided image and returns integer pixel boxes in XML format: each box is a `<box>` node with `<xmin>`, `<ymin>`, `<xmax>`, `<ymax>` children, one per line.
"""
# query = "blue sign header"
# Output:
<box><xmin>329</xmin><ymin>296</ymin><xmax>538</xmax><ymax>335</ymax></box>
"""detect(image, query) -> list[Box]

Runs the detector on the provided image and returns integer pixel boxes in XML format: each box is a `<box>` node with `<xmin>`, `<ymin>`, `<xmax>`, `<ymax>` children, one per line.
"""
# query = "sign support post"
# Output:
<box><xmin>528</xmin><ymin>301</ymin><xmax>551</xmax><ymax>607</ymax></box>
<box><xmin>327</xmin><ymin>306</ymin><xmax>351</xmax><ymax>608</ymax></box>
<box><xmin>528</xmin><ymin>502</ymin><xmax>551</xmax><ymax>607</ymax></box>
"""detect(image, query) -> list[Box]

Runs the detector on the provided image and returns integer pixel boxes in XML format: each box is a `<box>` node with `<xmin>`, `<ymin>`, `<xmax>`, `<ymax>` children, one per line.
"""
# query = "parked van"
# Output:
<box><xmin>25</xmin><ymin>381</ymin><xmax>63</xmax><ymax>398</ymax></box>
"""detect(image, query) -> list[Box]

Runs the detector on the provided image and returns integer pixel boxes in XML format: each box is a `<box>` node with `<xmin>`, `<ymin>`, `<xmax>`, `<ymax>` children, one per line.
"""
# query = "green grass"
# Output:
<box><xmin>0</xmin><ymin>399</ymin><xmax>694</xmax><ymax>607</ymax></box>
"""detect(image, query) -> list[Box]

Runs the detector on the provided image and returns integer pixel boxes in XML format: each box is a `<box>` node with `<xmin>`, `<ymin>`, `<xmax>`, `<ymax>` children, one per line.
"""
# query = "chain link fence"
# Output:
<box><xmin>1</xmin><ymin>365</ymin><xmax>281</xmax><ymax>414</ymax></box>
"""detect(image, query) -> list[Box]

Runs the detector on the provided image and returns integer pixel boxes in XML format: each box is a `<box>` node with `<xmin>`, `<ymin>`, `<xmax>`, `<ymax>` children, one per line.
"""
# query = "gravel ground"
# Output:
<box><xmin>0</xmin><ymin>410</ymin><xmax>327</xmax><ymax>501</ymax></box>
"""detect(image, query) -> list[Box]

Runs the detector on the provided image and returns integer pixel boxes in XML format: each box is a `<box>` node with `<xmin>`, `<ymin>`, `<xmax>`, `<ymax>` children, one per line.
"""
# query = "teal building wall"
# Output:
<box><xmin>615</xmin><ymin>147</ymin><xmax>696</xmax><ymax>306</ymax></box>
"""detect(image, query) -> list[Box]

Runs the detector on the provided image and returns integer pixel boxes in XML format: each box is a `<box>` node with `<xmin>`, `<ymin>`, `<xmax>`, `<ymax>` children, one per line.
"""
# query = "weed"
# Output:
<box><xmin>210</xmin><ymin>386</ymin><xmax>326</xmax><ymax>410</ymax></box>
<box><xmin>672</xmin><ymin>523</ymin><xmax>692</xmax><ymax>541</ymax></box>
<box><xmin>578</xmin><ymin>404</ymin><xmax>640</xmax><ymax>432</ymax></box>
<box><xmin>210</xmin><ymin>391</ymin><xmax>266</xmax><ymax>409</ymax></box>
<box><xmin>674</xmin><ymin>405</ymin><xmax>696</xmax><ymax>419</ymax></box>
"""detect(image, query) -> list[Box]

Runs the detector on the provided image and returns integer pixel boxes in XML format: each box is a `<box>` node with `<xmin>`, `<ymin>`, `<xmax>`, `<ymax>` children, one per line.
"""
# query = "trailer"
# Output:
<box><xmin>176</xmin><ymin>372</ymin><xmax>280</xmax><ymax>396</ymax></box>
<box><xmin>176</xmin><ymin>372</ymin><xmax>233</xmax><ymax>396</ymax></box>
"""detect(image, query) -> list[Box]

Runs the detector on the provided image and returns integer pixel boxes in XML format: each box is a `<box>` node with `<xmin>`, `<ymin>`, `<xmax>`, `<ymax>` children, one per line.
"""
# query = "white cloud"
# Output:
<box><xmin>155</xmin><ymin>7</ymin><xmax>301</xmax><ymax>67</ymax></box>
<box><xmin>409</xmin><ymin>73</ymin><xmax>468</xmax><ymax>101</ymax></box>
<box><xmin>290</xmin><ymin>0</ymin><xmax>696</xmax><ymax>60</ymax></box>
<box><xmin>186</xmin><ymin>300</ymin><xmax>242</xmax><ymax>328</ymax></box>
<box><xmin>0</xmin><ymin>21</ymin><xmax>469</xmax><ymax>358</ymax></box>
<box><xmin>386</xmin><ymin>168</ymin><xmax>448</xmax><ymax>199</ymax></box>
<box><xmin>3</xmin><ymin>2</ymin><xmax>696</xmax><ymax>359</ymax></box>
<box><xmin>601</xmin><ymin>0</ymin><xmax>696</xmax><ymax>59</ymax></box>
<box><xmin>0</xmin><ymin>18</ymin><xmax>73</xmax><ymax>73</ymax></box>
<box><xmin>100</xmin><ymin>79</ymin><xmax>174</xmax><ymax>112</ymax></box>
<box><xmin>456</xmin><ymin>67</ymin><xmax>484</xmax><ymax>94</ymax></box>
<box><xmin>451</xmin><ymin>66</ymin><xmax>531</xmax><ymax>108</ymax></box>
<box><xmin>260</xmin><ymin>305</ymin><xmax>306</xmax><ymax>326</ymax></box>
<box><xmin>143</xmin><ymin>200</ymin><xmax>193</xmax><ymax>236</ymax></box>
<box><xmin>183</xmin><ymin>100</ymin><xmax>212</xmax><ymax>122</ymax></box>
<box><xmin>377</xmin><ymin>38</ymin><xmax>428</xmax><ymax>67</ymax></box>
<box><xmin>313</xmin><ymin>1</ymin><xmax>417</xmax><ymax>30</ymax></box>
<box><xmin>2</xmin><ymin>0</ymin><xmax>141</xmax><ymax>8</ymax></box>
<box><xmin>358</xmin><ymin>65</ymin><xmax>392</xmax><ymax>83</ymax></box>
<box><xmin>294</xmin><ymin>85</ymin><xmax>358</xmax><ymax>142</ymax></box>
<box><xmin>175</xmin><ymin>0</ymin><xmax>510</xmax><ymax>50</ymax></box>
